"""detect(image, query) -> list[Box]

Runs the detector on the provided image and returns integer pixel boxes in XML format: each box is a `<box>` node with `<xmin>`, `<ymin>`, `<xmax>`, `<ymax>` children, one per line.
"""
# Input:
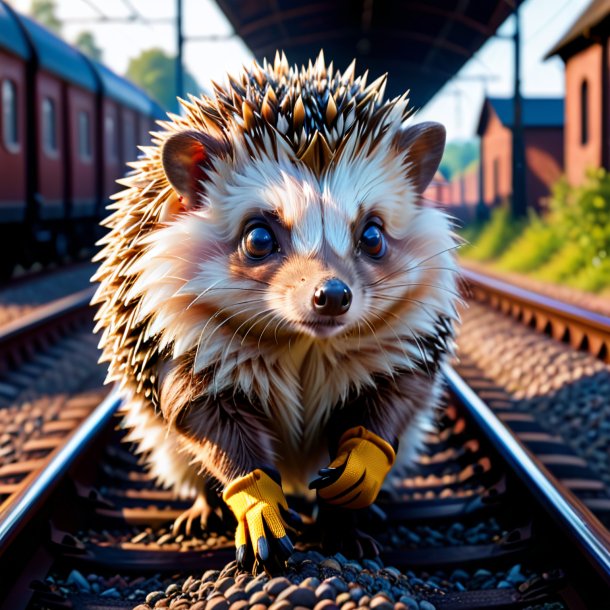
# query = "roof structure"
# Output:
<box><xmin>214</xmin><ymin>0</ymin><xmax>514</xmax><ymax>109</ymax></box>
<box><xmin>546</xmin><ymin>0</ymin><xmax>610</xmax><ymax>60</ymax></box>
<box><xmin>92</xmin><ymin>61</ymin><xmax>162</xmax><ymax>116</ymax></box>
<box><xmin>0</xmin><ymin>2</ymin><xmax>31</xmax><ymax>59</ymax></box>
<box><xmin>476</xmin><ymin>97</ymin><xmax>564</xmax><ymax>135</ymax></box>
<box><xmin>19</xmin><ymin>14</ymin><xmax>97</xmax><ymax>91</ymax></box>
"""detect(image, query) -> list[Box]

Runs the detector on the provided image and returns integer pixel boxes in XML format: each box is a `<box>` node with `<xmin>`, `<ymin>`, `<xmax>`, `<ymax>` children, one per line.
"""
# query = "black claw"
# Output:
<box><xmin>257</xmin><ymin>536</ymin><xmax>269</xmax><ymax>561</ymax></box>
<box><xmin>276</xmin><ymin>535</ymin><xmax>294</xmax><ymax>558</ymax></box>
<box><xmin>236</xmin><ymin>545</ymin><xmax>247</xmax><ymax>568</ymax></box>
<box><xmin>279</xmin><ymin>506</ymin><xmax>304</xmax><ymax>531</ymax></box>
<box><xmin>312</xmin><ymin>462</ymin><xmax>347</xmax><ymax>488</ymax></box>
<box><xmin>309</xmin><ymin>475</ymin><xmax>337</xmax><ymax>490</ymax></box>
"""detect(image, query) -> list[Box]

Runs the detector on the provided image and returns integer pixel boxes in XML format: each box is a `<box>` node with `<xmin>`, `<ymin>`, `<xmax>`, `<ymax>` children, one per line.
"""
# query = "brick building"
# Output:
<box><xmin>546</xmin><ymin>0</ymin><xmax>610</xmax><ymax>185</ymax></box>
<box><xmin>476</xmin><ymin>97</ymin><xmax>564</xmax><ymax>211</ymax></box>
<box><xmin>423</xmin><ymin>167</ymin><xmax>479</xmax><ymax>224</ymax></box>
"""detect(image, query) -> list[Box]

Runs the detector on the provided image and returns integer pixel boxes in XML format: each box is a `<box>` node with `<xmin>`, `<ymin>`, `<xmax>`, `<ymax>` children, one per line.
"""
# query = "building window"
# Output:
<box><xmin>2</xmin><ymin>79</ymin><xmax>19</xmax><ymax>152</ymax></box>
<box><xmin>42</xmin><ymin>97</ymin><xmax>58</xmax><ymax>156</ymax></box>
<box><xmin>581</xmin><ymin>79</ymin><xmax>589</xmax><ymax>146</ymax></box>
<box><xmin>78</xmin><ymin>110</ymin><xmax>92</xmax><ymax>161</ymax></box>
<box><xmin>105</xmin><ymin>115</ymin><xmax>118</xmax><ymax>162</ymax></box>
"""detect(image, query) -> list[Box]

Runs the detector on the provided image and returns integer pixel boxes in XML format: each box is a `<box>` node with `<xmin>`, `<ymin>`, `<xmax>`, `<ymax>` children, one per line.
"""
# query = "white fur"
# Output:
<box><xmin>122</xmin><ymin>141</ymin><xmax>459</xmax><ymax>489</ymax></box>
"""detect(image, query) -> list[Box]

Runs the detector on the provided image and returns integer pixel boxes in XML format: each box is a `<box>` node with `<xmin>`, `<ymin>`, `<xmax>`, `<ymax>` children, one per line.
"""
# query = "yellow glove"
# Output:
<box><xmin>310</xmin><ymin>426</ymin><xmax>395</xmax><ymax>509</ymax></box>
<box><xmin>222</xmin><ymin>469</ymin><xmax>294</xmax><ymax>568</ymax></box>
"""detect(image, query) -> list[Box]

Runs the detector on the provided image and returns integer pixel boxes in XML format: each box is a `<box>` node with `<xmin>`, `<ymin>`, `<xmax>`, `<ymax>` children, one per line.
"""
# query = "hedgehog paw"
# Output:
<box><xmin>172</xmin><ymin>493</ymin><xmax>213</xmax><ymax>536</ymax></box>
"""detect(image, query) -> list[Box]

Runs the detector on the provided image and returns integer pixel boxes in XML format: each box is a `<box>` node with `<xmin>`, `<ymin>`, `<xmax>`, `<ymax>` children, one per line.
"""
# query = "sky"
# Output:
<box><xmin>9</xmin><ymin>0</ymin><xmax>591</xmax><ymax>143</ymax></box>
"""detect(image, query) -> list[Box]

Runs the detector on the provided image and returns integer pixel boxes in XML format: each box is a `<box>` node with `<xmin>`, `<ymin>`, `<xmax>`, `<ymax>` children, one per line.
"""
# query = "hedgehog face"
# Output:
<box><xmin>126</xmin><ymin>129</ymin><xmax>451</xmax><ymax>365</ymax></box>
<box><xmin>212</xmin><ymin>150</ymin><xmax>428</xmax><ymax>341</ymax></box>
<box><xmin>109</xmin><ymin>54</ymin><xmax>456</xmax><ymax>382</ymax></box>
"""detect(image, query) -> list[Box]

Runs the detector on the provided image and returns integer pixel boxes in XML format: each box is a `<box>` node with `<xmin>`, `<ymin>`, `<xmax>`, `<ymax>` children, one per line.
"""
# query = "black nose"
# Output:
<box><xmin>313</xmin><ymin>278</ymin><xmax>352</xmax><ymax>316</ymax></box>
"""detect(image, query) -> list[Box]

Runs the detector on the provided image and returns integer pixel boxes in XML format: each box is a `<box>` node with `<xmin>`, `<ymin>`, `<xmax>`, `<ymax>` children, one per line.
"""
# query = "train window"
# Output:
<box><xmin>105</xmin><ymin>115</ymin><xmax>118</xmax><ymax>162</ymax></box>
<box><xmin>123</xmin><ymin>118</ymin><xmax>135</xmax><ymax>159</ymax></box>
<box><xmin>78</xmin><ymin>110</ymin><xmax>92</xmax><ymax>161</ymax></box>
<box><xmin>42</xmin><ymin>97</ymin><xmax>58</xmax><ymax>156</ymax></box>
<box><xmin>2</xmin><ymin>80</ymin><xmax>19</xmax><ymax>153</ymax></box>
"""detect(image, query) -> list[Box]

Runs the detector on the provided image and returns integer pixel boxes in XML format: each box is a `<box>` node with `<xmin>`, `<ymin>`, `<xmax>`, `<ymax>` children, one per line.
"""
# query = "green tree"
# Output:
<box><xmin>439</xmin><ymin>140</ymin><xmax>479</xmax><ymax>181</ymax></box>
<box><xmin>126</xmin><ymin>48</ymin><xmax>200</xmax><ymax>113</ymax></box>
<box><xmin>74</xmin><ymin>31</ymin><xmax>103</xmax><ymax>62</ymax></box>
<box><xmin>30</xmin><ymin>0</ymin><xmax>61</xmax><ymax>35</ymax></box>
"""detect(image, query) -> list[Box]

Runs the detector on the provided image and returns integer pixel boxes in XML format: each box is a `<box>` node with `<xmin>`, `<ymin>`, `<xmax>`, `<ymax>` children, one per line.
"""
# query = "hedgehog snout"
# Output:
<box><xmin>312</xmin><ymin>278</ymin><xmax>352</xmax><ymax>316</ymax></box>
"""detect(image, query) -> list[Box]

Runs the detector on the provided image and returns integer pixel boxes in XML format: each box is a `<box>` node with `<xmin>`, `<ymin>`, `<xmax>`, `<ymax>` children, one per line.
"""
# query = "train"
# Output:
<box><xmin>0</xmin><ymin>2</ymin><xmax>165</xmax><ymax>276</ymax></box>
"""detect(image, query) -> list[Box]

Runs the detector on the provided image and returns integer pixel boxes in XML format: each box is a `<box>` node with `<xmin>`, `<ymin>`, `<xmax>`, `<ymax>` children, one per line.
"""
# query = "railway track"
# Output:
<box><xmin>461</xmin><ymin>268</ymin><xmax>610</xmax><ymax>363</ymax></box>
<box><xmin>0</xmin><ymin>262</ymin><xmax>97</xmax><ymax>329</ymax></box>
<box><xmin>458</xmin><ymin>268</ymin><xmax>610</xmax><ymax>526</ymax></box>
<box><xmin>0</xmin><ymin>267</ymin><xmax>608</xmax><ymax>608</ymax></box>
<box><xmin>0</xmin><ymin>276</ymin><xmax>108</xmax><ymax>542</ymax></box>
<box><xmin>0</xmin><ymin>365</ymin><xmax>608</xmax><ymax>609</ymax></box>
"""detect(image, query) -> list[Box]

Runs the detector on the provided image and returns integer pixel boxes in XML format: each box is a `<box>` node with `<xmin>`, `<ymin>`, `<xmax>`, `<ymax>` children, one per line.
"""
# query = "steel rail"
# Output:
<box><xmin>0</xmin><ymin>286</ymin><xmax>96</xmax><ymax>345</ymax></box>
<box><xmin>443</xmin><ymin>363</ymin><xmax>610</xmax><ymax>586</ymax></box>
<box><xmin>0</xmin><ymin>389</ymin><xmax>121</xmax><ymax>556</ymax></box>
<box><xmin>461</xmin><ymin>267</ymin><xmax>610</xmax><ymax>361</ymax></box>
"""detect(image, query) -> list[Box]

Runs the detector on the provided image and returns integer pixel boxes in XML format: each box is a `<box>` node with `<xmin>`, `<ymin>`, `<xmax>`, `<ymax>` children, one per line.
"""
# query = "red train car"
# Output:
<box><xmin>0</xmin><ymin>3</ymin><xmax>30</xmax><ymax>226</ymax></box>
<box><xmin>92</xmin><ymin>62</ymin><xmax>159</xmax><ymax>205</ymax></box>
<box><xmin>0</xmin><ymin>3</ymin><xmax>164</xmax><ymax>273</ymax></box>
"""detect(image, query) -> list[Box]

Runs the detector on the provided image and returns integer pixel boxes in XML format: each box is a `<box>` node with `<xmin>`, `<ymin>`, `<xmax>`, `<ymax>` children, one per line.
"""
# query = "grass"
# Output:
<box><xmin>460</xmin><ymin>169</ymin><xmax>610</xmax><ymax>294</ymax></box>
<box><xmin>461</xmin><ymin>206</ymin><xmax>525</xmax><ymax>262</ymax></box>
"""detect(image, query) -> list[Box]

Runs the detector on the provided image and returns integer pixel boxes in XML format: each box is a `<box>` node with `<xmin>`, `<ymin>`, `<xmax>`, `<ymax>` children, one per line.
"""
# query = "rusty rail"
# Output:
<box><xmin>0</xmin><ymin>286</ymin><xmax>96</xmax><ymax>372</ymax></box>
<box><xmin>461</xmin><ymin>268</ymin><xmax>610</xmax><ymax>363</ymax></box>
<box><xmin>444</xmin><ymin>364</ymin><xmax>610</xmax><ymax>586</ymax></box>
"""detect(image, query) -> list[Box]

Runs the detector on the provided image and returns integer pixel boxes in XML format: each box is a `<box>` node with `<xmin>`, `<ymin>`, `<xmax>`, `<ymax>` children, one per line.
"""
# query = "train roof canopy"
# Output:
<box><xmin>92</xmin><ymin>61</ymin><xmax>158</xmax><ymax>116</ymax></box>
<box><xmin>0</xmin><ymin>3</ymin><xmax>31</xmax><ymax>59</ymax></box>
<box><xmin>19</xmin><ymin>14</ymin><xmax>97</xmax><ymax>91</ymax></box>
<box><xmin>215</xmin><ymin>0</ymin><xmax>514</xmax><ymax>108</ymax></box>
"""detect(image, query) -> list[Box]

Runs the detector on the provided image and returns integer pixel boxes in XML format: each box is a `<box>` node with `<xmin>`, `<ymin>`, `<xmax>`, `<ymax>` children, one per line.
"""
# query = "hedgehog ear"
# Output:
<box><xmin>394</xmin><ymin>122</ymin><xmax>446</xmax><ymax>195</ymax></box>
<box><xmin>161</xmin><ymin>130</ymin><xmax>227</xmax><ymax>215</ymax></box>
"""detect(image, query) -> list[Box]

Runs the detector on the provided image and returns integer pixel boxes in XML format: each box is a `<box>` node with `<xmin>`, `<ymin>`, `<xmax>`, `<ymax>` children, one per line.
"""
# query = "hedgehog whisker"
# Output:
<box><xmin>382</xmin><ymin>282</ymin><xmax>463</xmax><ymax>301</ymax></box>
<box><xmin>242</xmin><ymin>306</ymin><xmax>282</xmax><ymax>348</ymax></box>
<box><xmin>204</xmin><ymin>286</ymin><xmax>268</xmax><ymax>293</ymax></box>
<box><xmin>367</xmin><ymin>306</ymin><xmax>419</xmax><ymax>380</ymax></box>
<box><xmin>220</xmin><ymin>307</ymin><xmax>278</xmax><ymax>370</ymax></box>
<box><xmin>274</xmin><ymin>316</ymin><xmax>291</xmax><ymax>345</ymax></box>
<box><xmin>257</xmin><ymin>311</ymin><xmax>285</xmax><ymax>354</ymax></box>
<box><xmin>225</xmin><ymin>305</ymin><xmax>275</xmax><ymax>354</ymax></box>
<box><xmin>366</xmin><ymin>244</ymin><xmax>462</xmax><ymax>288</ymax></box>
<box><xmin>187</xmin><ymin>287</ymin><xmax>268</xmax><ymax>310</ymax></box>
<box><xmin>196</xmin><ymin>301</ymin><xmax>265</xmax><ymax>365</ymax></box>
<box><xmin>232</xmin><ymin>274</ymin><xmax>272</xmax><ymax>287</ymax></box>
<box><xmin>369</xmin><ymin>304</ymin><xmax>432</xmax><ymax>378</ymax></box>
<box><xmin>368</xmin><ymin>293</ymin><xmax>447</xmax><ymax>326</ymax></box>
<box><xmin>192</xmin><ymin>297</ymin><xmax>266</xmax><ymax>368</ymax></box>
<box><xmin>360</xmin><ymin>316</ymin><xmax>394</xmax><ymax>382</ymax></box>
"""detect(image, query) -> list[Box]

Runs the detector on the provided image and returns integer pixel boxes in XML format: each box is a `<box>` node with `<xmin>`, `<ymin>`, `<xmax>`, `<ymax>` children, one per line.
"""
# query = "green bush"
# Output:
<box><xmin>459</xmin><ymin>168</ymin><xmax>610</xmax><ymax>293</ymax></box>
<box><xmin>497</xmin><ymin>211</ymin><xmax>561</xmax><ymax>272</ymax></box>
<box><xmin>569</xmin><ymin>256</ymin><xmax>610</xmax><ymax>292</ymax></box>
<box><xmin>461</xmin><ymin>206</ymin><xmax>524</xmax><ymax>261</ymax></box>
<box><xmin>534</xmin><ymin>241</ymin><xmax>587</xmax><ymax>283</ymax></box>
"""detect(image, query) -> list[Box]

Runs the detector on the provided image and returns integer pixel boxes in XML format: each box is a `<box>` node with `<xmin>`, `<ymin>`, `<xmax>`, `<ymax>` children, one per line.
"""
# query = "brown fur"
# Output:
<box><xmin>92</xmin><ymin>52</ymin><xmax>460</xmax><ymax>501</ymax></box>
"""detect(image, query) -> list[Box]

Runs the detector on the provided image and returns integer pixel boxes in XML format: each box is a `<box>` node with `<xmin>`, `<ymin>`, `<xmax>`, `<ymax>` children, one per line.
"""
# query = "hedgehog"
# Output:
<box><xmin>92</xmin><ymin>51</ymin><xmax>460</xmax><ymax>569</ymax></box>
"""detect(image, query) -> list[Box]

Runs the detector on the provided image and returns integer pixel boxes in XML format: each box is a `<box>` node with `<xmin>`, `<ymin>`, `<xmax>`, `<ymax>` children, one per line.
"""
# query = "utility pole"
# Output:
<box><xmin>512</xmin><ymin>0</ymin><xmax>527</xmax><ymax>217</ymax></box>
<box><xmin>176</xmin><ymin>0</ymin><xmax>184</xmax><ymax>106</ymax></box>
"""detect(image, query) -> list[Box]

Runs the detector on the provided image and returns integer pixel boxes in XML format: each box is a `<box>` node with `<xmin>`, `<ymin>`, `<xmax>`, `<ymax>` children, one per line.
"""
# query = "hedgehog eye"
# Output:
<box><xmin>242</xmin><ymin>224</ymin><xmax>277</xmax><ymax>260</ymax></box>
<box><xmin>359</xmin><ymin>222</ymin><xmax>386</xmax><ymax>258</ymax></box>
